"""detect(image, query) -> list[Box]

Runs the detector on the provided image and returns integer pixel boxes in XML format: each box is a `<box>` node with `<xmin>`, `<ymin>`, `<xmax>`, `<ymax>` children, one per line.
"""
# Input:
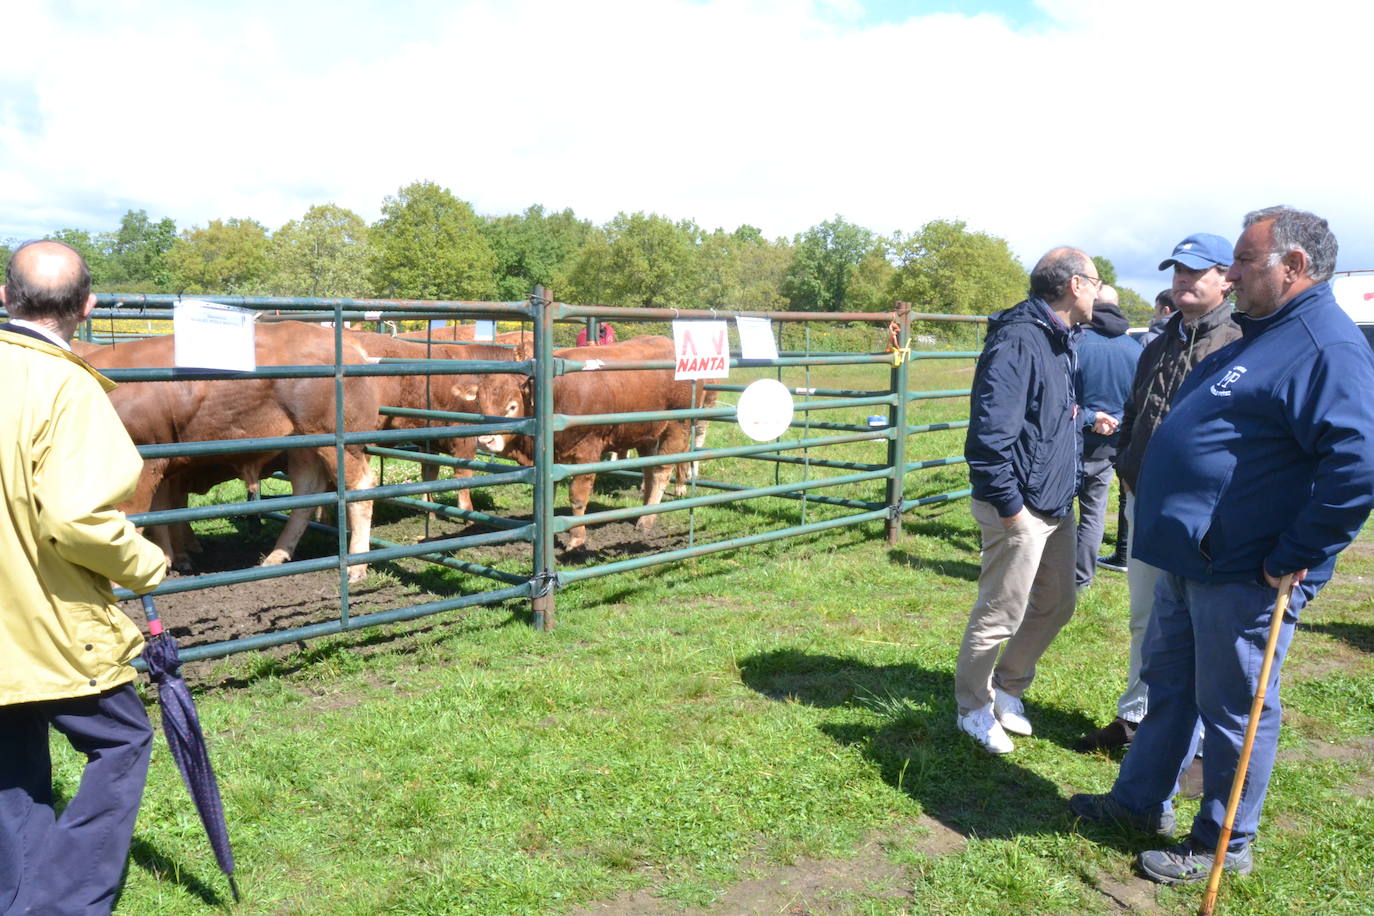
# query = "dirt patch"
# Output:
<box><xmin>126</xmin><ymin>504</ymin><xmax>702</xmax><ymax>679</ymax></box>
<box><xmin>1088</xmin><ymin>873</ymin><xmax>1162</xmax><ymax>914</ymax></box>
<box><xmin>572</xmin><ymin>834</ymin><xmax>913</xmax><ymax>916</ymax></box>
<box><xmin>910</xmin><ymin>814</ymin><xmax>966</xmax><ymax>857</ymax></box>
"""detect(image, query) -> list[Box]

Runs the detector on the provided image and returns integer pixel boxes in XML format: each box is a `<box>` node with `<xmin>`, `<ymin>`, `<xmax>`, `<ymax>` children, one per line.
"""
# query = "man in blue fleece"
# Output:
<box><xmin>1073</xmin><ymin>284</ymin><xmax>1141</xmax><ymax>590</ymax></box>
<box><xmin>1070</xmin><ymin>207</ymin><xmax>1374</xmax><ymax>883</ymax></box>
<box><xmin>955</xmin><ymin>247</ymin><xmax>1096</xmax><ymax>754</ymax></box>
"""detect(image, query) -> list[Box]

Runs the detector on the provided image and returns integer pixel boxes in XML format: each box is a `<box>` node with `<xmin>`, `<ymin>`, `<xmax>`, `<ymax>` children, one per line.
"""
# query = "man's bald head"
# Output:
<box><xmin>1095</xmin><ymin>284</ymin><xmax>1119</xmax><ymax>308</ymax></box>
<box><xmin>1028</xmin><ymin>247</ymin><xmax>1094</xmax><ymax>302</ymax></box>
<box><xmin>3</xmin><ymin>240</ymin><xmax>93</xmax><ymax>323</ymax></box>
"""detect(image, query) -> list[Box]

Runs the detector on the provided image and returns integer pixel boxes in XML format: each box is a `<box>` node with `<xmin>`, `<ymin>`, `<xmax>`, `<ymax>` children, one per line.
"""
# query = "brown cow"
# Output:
<box><xmin>399</xmin><ymin>324</ymin><xmax>533</xmax><ymax>355</ymax></box>
<box><xmin>84</xmin><ymin>322</ymin><xmax>380</xmax><ymax>581</ymax></box>
<box><xmin>475</xmin><ymin>335</ymin><xmax>709</xmax><ymax>550</ymax></box>
<box><xmin>342</xmin><ymin>330</ymin><xmax>524</xmax><ymax>512</ymax></box>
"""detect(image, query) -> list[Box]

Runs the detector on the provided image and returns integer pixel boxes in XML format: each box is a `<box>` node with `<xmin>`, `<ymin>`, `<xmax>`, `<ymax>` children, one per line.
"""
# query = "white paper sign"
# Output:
<box><xmin>735</xmin><ymin>316</ymin><xmax>778</xmax><ymax>360</ymax></box>
<box><xmin>672</xmin><ymin>320</ymin><xmax>730</xmax><ymax>380</ymax></box>
<box><xmin>474</xmin><ymin>320</ymin><xmax>496</xmax><ymax>342</ymax></box>
<box><xmin>1333</xmin><ymin>275</ymin><xmax>1374</xmax><ymax>324</ymax></box>
<box><xmin>736</xmin><ymin>378</ymin><xmax>794</xmax><ymax>441</ymax></box>
<box><xmin>173</xmin><ymin>300</ymin><xmax>256</xmax><ymax>371</ymax></box>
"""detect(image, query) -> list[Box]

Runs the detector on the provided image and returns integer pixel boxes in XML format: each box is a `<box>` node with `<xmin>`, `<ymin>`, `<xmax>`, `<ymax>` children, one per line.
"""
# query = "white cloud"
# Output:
<box><xmin>4</xmin><ymin>0</ymin><xmax>1373</xmax><ymax>295</ymax></box>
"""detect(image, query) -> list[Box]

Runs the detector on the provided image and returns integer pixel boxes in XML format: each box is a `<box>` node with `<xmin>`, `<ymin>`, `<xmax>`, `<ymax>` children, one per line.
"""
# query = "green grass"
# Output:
<box><xmin>48</xmin><ymin>355</ymin><xmax>1374</xmax><ymax>914</ymax></box>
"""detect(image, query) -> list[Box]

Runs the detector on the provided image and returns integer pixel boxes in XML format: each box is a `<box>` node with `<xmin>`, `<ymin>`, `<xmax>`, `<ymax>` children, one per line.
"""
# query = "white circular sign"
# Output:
<box><xmin>736</xmin><ymin>378</ymin><xmax>795</xmax><ymax>441</ymax></box>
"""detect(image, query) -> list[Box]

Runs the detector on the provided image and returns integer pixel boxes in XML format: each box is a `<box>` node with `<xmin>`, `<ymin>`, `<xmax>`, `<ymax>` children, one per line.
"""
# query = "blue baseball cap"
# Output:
<box><xmin>1158</xmin><ymin>233</ymin><xmax>1234</xmax><ymax>271</ymax></box>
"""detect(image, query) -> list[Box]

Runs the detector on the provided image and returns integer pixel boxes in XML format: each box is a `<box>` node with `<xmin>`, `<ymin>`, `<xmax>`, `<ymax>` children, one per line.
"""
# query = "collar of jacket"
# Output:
<box><xmin>1168</xmin><ymin>299</ymin><xmax>1235</xmax><ymax>341</ymax></box>
<box><xmin>1234</xmin><ymin>281</ymin><xmax>1332</xmax><ymax>342</ymax></box>
<box><xmin>991</xmin><ymin>297</ymin><xmax>1077</xmax><ymax>349</ymax></box>
<box><xmin>0</xmin><ymin>328</ymin><xmax>117</xmax><ymax>392</ymax></box>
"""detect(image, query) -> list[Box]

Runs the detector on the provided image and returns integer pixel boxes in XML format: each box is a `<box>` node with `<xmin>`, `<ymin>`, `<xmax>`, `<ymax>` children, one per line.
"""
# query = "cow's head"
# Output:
<box><xmin>475</xmin><ymin>374</ymin><xmax>532</xmax><ymax>456</ymax></box>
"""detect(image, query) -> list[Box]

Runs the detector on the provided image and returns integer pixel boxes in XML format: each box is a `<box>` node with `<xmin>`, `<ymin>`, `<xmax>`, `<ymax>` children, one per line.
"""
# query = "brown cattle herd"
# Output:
<box><xmin>77</xmin><ymin>323</ymin><xmax>715</xmax><ymax>581</ymax></box>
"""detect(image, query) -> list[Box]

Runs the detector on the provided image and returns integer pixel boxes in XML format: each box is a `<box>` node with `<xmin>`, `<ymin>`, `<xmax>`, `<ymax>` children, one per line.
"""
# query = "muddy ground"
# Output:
<box><xmin>129</xmin><ymin>488</ymin><xmax>699</xmax><ymax>661</ymax></box>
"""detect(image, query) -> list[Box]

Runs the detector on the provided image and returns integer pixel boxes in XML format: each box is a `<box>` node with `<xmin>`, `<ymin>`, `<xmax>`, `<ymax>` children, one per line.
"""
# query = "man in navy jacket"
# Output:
<box><xmin>955</xmin><ymin>247</ymin><xmax>1096</xmax><ymax>754</ymax></box>
<box><xmin>1073</xmin><ymin>285</ymin><xmax>1141</xmax><ymax>589</ymax></box>
<box><xmin>1071</xmin><ymin>207</ymin><xmax>1374</xmax><ymax>884</ymax></box>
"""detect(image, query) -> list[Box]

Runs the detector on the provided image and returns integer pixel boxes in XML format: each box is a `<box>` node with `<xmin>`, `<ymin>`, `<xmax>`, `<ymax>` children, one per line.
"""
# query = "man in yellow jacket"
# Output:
<box><xmin>0</xmin><ymin>240</ymin><xmax>166</xmax><ymax>915</ymax></box>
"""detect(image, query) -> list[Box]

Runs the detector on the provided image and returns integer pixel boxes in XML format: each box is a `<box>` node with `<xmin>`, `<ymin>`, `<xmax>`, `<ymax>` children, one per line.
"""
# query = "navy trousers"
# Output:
<box><xmin>1108</xmin><ymin>574</ymin><xmax>1310</xmax><ymax>852</ymax></box>
<box><xmin>1</xmin><ymin>684</ymin><xmax>152</xmax><ymax>916</ymax></box>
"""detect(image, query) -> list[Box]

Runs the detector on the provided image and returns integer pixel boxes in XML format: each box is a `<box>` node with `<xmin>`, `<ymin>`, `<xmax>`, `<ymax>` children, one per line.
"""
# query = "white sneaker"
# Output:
<box><xmin>993</xmin><ymin>687</ymin><xmax>1033</xmax><ymax>736</ymax></box>
<box><xmin>957</xmin><ymin>704</ymin><xmax>1014</xmax><ymax>754</ymax></box>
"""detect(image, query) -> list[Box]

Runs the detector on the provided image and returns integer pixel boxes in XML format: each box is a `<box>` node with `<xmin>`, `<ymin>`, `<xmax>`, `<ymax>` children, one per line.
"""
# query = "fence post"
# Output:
<box><xmin>885</xmin><ymin>303</ymin><xmax>912</xmax><ymax>544</ymax></box>
<box><xmin>530</xmin><ymin>286</ymin><xmax>558</xmax><ymax>630</ymax></box>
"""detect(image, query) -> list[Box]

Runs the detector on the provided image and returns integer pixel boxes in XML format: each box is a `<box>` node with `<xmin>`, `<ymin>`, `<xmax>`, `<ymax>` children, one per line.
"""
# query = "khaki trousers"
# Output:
<box><xmin>955</xmin><ymin>498</ymin><xmax>1077</xmax><ymax>715</ymax></box>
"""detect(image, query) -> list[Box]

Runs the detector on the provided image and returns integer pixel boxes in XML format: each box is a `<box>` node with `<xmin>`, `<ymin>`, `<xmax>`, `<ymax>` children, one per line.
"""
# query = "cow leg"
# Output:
<box><xmin>452</xmin><ymin>466</ymin><xmax>475</xmax><ymax>513</ymax></box>
<box><xmin>640</xmin><ymin>424</ymin><xmax>689</xmax><ymax>532</ymax></box>
<box><xmin>676</xmin><ymin>420</ymin><xmax>710</xmax><ymax>496</ymax></box>
<box><xmin>159</xmin><ymin>475</ymin><xmax>199</xmax><ymax>572</ymax></box>
<box><xmin>124</xmin><ymin>459</ymin><xmax>173</xmax><ymax>571</ymax></box>
<box><xmin>262</xmin><ymin>451</ymin><xmax>326</xmax><ymax>568</ymax></box>
<box><xmin>145</xmin><ymin>477</ymin><xmax>184</xmax><ymax>572</ymax></box>
<box><xmin>421</xmin><ymin>461</ymin><xmax>441</xmax><ymax>509</ymax></box>
<box><xmin>240</xmin><ymin>468</ymin><xmax>264</xmax><ymax>532</ymax></box>
<box><xmin>637</xmin><ymin>460</ymin><xmax>674</xmax><ymax>533</ymax></box>
<box><xmin>447</xmin><ymin>437</ymin><xmax>477</xmax><ymax>513</ymax></box>
<box><xmin>421</xmin><ymin>462</ymin><xmax>474</xmax><ymax>514</ymax></box>
<box><xmin>342</xmin><ymin>451</ymin><xmax>374</xmax><ymax>583</ymax></box>
<box><xmin>565</xmin><ymin>473</ymin><xmax>595</xmax><ymax>550</ymax></box>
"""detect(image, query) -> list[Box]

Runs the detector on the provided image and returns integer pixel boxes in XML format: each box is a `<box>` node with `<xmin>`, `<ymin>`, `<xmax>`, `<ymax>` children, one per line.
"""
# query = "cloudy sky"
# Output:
<box><xmin>3</xmin><ymin>0</ymin><xmax>1369</xmax><ymax>298</ymax></box>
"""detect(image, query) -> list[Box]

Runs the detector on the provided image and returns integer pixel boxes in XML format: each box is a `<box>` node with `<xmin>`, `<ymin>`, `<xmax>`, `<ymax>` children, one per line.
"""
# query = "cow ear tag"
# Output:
<box><xmin>736</xmin><ymin>378</ymin><xmax>794</xmax><ymax>442</ymax></box>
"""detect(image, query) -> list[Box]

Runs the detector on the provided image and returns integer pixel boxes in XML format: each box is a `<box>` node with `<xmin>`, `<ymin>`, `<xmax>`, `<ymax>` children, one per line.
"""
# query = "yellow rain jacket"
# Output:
<box><xmin>1</xmin><ymin>329</ymin><xmax>166</xmax><ymax>705</ymax></box>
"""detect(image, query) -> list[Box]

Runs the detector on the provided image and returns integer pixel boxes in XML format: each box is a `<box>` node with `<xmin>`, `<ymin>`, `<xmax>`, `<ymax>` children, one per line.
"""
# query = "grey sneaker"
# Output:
<box><xmin>1138</xmin><ymin>836</ymin><xmax>1253</xmax><ymax>885</ymax></box>
<box><xmin>1068</xmin><ymin>792</ymin><xmax>1175</xmax><ymax>837</ymax></box>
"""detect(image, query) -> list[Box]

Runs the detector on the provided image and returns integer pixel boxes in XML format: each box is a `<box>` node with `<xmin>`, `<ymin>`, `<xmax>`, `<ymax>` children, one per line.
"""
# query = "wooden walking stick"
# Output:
<box><xmin>1198</xmin><ymin>573</ymin><xmax>1294</xmax><ymax>916</ymax></box>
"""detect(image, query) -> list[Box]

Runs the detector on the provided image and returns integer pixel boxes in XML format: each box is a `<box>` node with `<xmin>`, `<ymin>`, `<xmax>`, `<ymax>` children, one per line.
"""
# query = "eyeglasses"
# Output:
<box><xmin>1076</xmin><ymin>274</ymin><xmax>1103</xmax><ymax>291</ymax></box>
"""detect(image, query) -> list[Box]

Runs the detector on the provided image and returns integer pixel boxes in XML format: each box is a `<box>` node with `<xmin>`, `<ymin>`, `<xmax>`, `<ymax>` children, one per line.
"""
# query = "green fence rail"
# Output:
<box><xmin>86</xmin><ymin>290</ymin><xmax>983</xmax><ymax>660</ymax></box>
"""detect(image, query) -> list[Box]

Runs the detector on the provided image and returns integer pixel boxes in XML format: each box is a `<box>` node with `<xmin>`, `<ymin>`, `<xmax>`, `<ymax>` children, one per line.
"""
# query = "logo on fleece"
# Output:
<box><xmin>1209</xmin><ymin>365</ymin><xmax>1247</xmax><ymax>397</ymax></box>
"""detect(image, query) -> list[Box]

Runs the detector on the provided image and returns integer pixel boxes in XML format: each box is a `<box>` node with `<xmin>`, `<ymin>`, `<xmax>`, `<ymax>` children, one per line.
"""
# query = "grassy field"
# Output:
<box><xmin>59</xmin><ymin>353</ymin><xmax>1374</xmax><ymax>914</ymax></box>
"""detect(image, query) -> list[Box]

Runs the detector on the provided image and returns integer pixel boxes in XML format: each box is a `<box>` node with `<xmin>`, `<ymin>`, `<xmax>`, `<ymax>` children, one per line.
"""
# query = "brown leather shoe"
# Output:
<box><xmin>1073</xmin><ymin>717</ymin><xmax>1137</xmax><ymax>753</ymax></box>
<box><xmin>1177</xmin><ymin>755</ymin><xmax>1204</xmax><ymax>800</ymax></box>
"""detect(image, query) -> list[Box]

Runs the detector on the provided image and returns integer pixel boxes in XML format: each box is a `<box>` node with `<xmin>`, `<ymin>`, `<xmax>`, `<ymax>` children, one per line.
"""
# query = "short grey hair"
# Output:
<box><xmin>1243</xmin><ymin>206</ymin><xmax>1338</xmax><ymax>282</ymax></box>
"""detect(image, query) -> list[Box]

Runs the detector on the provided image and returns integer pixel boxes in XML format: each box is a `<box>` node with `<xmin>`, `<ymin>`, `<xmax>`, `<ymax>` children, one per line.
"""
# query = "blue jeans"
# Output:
<box><xmin>1075</xmin><ymin>455</ymin><xmax>1115</xmax><ymax>588</ymax></box>
<box><xmin>1108</xmin><ymin>573</ymin><xmax>1311</xmax><ymax>852</ymax></box>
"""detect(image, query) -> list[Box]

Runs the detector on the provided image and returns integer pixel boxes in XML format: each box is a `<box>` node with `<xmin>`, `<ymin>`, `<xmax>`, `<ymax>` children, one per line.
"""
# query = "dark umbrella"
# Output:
<box><xmin>140</xmin><ymin>595</ymin><xmax>241</xmax><ymax>903</ymax></box>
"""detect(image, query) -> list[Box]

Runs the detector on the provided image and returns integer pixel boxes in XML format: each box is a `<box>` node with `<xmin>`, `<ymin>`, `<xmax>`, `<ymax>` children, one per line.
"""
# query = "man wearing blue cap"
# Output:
<box><xmin>1071</xmin><ymin>206</ymin><xmax>1374</xmax><ymax>883</ymax></box>
<box><xmin>1074</xmin><ymin>232</ymin><xmax>1240</xmax><ymax>756</ymax></box>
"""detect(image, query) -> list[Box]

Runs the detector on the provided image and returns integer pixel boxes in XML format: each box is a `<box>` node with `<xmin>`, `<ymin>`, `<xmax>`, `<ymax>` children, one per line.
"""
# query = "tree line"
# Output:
<box><xmin>1</xmin><ymin>180</ymin><xmax>1152</xmax><ymax>326</ymax></box>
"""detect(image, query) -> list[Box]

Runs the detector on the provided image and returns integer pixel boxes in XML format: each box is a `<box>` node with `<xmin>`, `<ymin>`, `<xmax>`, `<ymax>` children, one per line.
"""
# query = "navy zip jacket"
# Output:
<box><xmin>1074</xmin><ymin>301</ymin><xmax>1142</xmax><ymax>460</ymax></box>
<box><xmin>965</xmin><ymin>297</ymin><xmax>1081</xmax><ymax>519</ymax></box>
<box><xmin>1132</xmin><ymin>282</ymin><xmax>1374</xmax><ymax>585</ymax></box>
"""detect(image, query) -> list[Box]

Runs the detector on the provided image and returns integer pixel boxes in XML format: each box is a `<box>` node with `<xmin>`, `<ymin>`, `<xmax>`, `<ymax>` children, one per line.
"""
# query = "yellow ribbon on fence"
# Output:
<box><xmin>886</xmin><ymin>321</ymin><xmax>911</xmax><ymax>367</ymax></box>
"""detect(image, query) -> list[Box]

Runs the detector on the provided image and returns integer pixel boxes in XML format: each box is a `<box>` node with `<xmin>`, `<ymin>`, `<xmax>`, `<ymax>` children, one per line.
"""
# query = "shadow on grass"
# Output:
<box><xmin>739</xmin><ymin>648</ymin><xmax>1153</xmax><ymax>853</ymax></box>
<box><xmin>886</xmin><ymin>548</ymin><xmax>981</xmax><ymax>582</ymax></box>
<box><xmin>1302</xmin><ymin>620</ymin><xmax>1374</xmax><ymax>653</ymax></box>
<box><xmin>128</xmin><ymin>836</ymin><xmax>229</xmax><ymax>908</ymax></box>
<box><xmin>203</xmin><ymin>605</ymin><xmax>531</xmax><ymax>691</ymax></box>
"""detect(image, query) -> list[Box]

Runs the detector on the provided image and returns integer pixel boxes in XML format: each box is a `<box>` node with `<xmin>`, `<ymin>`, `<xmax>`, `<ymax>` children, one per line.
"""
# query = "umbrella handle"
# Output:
<box><xmin>140</xmin><ymin>594</ymin><xmax>164</xmax><ymax>636</ymax></box>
